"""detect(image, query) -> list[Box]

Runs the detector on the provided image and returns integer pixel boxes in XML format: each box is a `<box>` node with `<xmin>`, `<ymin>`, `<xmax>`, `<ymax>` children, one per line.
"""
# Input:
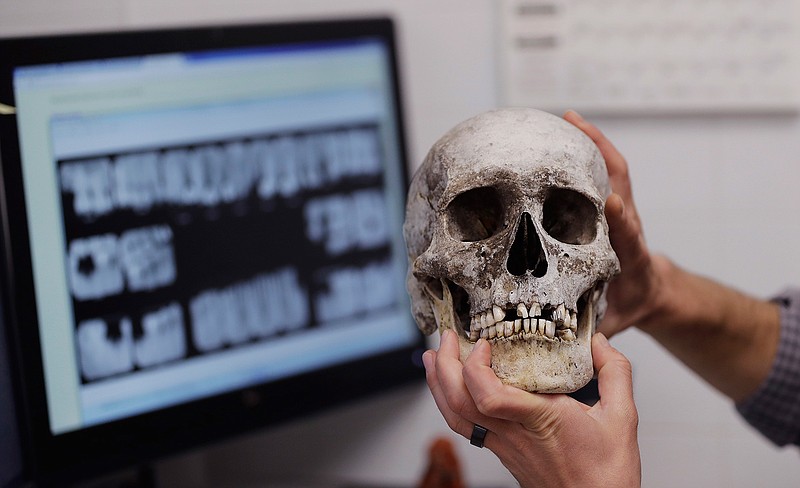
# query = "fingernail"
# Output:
<box><xmin>472</xmin><ymin>338</ymin><xmax>489</xmax><ymax>354</ymax></box>
<box><xmin>594</xmin><ymin>332</ymin><xmax>609</xmax><ymax>347</ymax></box>
<box><xmin>567</xmin><ymin>109</ymin><xmax>585</xmax><ymax>122</ymax></box>
<box><xmin>441</xmin><ymin>329</ymin><xmax>452</xmax><ymax>341</ymax></box>
<box><xmin>422</xmin><ymin>350</ymin><xmax>433</xmax><ymax>370</ymax></box>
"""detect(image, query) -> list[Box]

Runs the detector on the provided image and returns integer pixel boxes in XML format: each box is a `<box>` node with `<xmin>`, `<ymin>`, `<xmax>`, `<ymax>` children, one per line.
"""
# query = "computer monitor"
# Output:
<box><xmin>0</xmin><ymin>17</ymin><xmax>425</xmax><ymax>485</ymax></box>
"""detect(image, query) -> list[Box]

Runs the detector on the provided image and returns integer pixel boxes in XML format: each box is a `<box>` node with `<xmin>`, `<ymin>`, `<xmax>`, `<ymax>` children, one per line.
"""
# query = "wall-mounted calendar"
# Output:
<box><xmin>498</xmin><ymin>0</ymin><xmax>800</xmax><ymax>114</ymax></box>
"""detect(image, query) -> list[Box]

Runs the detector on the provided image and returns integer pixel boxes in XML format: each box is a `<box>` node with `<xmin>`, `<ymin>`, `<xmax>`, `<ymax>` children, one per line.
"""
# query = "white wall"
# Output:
<box><xmin>3</xmin><ymin>2</ymin><xmax>800</xmax><ymax>487</ymax></box>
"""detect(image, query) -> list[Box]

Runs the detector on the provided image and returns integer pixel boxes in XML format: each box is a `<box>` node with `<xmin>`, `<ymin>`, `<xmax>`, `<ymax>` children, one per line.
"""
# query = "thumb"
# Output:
<box><xmin>592</xmin><ymin>333</ymin><xmax>635</xmax><ymax>412</ymax></box>
<box><xmin>463</xmin><ymin>340</ymin><xmax>568</xmax><ymax>425</ymax></box>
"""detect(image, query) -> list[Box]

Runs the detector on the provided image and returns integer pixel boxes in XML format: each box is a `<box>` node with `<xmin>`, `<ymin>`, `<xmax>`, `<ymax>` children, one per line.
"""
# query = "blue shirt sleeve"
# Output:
<box><xmin>736</xmin><ymin>287</ymin><xmax>800</xmax><ymax>446</ymax></box>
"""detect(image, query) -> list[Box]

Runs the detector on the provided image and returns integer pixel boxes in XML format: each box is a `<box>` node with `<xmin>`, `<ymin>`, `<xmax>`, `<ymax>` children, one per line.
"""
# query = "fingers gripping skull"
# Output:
<box><xmin>403</xmin><ymin>108</ymin><xmax>620</xmax><ymax>393</ymax></box>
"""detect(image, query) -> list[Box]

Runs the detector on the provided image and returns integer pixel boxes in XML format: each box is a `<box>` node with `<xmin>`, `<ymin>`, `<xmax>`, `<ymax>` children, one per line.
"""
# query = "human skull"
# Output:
<box><xmin>404</xmin><ymin>108</ymin><xmax>619</xmax><ymax>393</ymax></box>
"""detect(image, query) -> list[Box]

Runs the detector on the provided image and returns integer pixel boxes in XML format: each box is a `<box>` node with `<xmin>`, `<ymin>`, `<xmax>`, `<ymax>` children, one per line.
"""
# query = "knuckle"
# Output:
<box><xmin>618</xmin><ymin>404</ymin><xmax>639</xmax><ymax>439</ymax></box>
<box><xmin>523</xmin><ymin>408</ymin><xmax>562</xmax><ymax>442</ymax></box>
<box><xmin>447</xmin><ymin>415</ymin><xmax>472</xmax><ymax>440</ymax></box>
<box><xmin>617</xmin><ymin>161</ymin><xmax>630</xmax><ymax>178</ymax></box>
<box><xmin>625</xmin><ymin>402</ymin><xmax>640</xmax><ymax>427</ymax></box>
<box><xmin>425</xmin><ymin>369</ymin><xmax>435</xmax><ymax>386</ymax></box>
<box><xmin>444</xmin><ymin>388</ymin><xmax>473</xmax><ymax>419</ymax></box>
<box><xmin>614</xmin><ymin>351</ymin><xmax>632</xmax><ymax>368</ymax></box>
<box><xmin>616</xmin><ymin>356</ymin><xmax>634</xmax><ymax>378</ymax></box>
<box><xmin>443</xmin><ymin>415</ymin><xmax>460</xmax><ymax>434</ymax></box>
<box><xmin>472</xmin><ymin>390</ymin><xmax>503</xmax><ymax>418</ymax></box>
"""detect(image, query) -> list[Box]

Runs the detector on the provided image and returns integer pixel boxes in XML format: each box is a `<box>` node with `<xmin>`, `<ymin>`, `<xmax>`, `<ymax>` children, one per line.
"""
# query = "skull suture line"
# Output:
<box><xmin>404</xmin><ymin>108</ymin><xmax>620</xmax><ymax>393</ymax></box>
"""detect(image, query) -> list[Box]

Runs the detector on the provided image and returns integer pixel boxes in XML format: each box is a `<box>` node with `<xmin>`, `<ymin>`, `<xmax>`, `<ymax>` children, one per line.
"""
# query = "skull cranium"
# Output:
<box><xmin>404</xmin><ymin>108</ymin><xmax>619</xmax><ymax>393</ymax></box>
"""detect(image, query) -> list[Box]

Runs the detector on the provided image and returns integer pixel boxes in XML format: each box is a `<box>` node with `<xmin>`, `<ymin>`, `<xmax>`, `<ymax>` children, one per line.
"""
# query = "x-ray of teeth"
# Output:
<box><xmin>315</xmin><ymin>260</ymin><xmax>397</xmax><ymax>323</ymax></box>
<box><xmin>68</xmin><ymin>233</ymin><xmax>125</xmax><ymax>300</ymax></box>
<box><xmin>238</xmin><ymin>278</ymin><xmax>271</xmax><ymax>338</ymax></box>
<box><xmin>159</xmin><ymin>148</ymin><xmax>194</xmax><ymax>206</ymax></box>
<box><xmin>119</xmin><ymin>225</ymin><xmax>176</xmax><ymax>292</ymax></box>
<box><xmin>318</xmin><ymin>128</ymin><xmax>381</xmax><ymax>182</ymax></box>
<box><xmin>351</xmin><ymin>190</ymin><xmax>391</xmax><ymax>250</ymax></box>
<box><xmin>196</xmin><ymin>146</ymin><xmax>227</xmax><ymax>206</ymax></box>
<box><xmin>58</xmin><ymin>119</ymin><xmax>395</xmax><ymax>383</ymax></box>
<box><xmin>251</xmin><ymin>140</ymin><xmax>277</xmax><ymax>200</ymax></box>
<box><xmin>318</xmin><ymin>132</ymin><xmax>348</xmax><ymax>179</ymax></box>
<box><xmin>218</xmin><ymin>141</ymin><xmax>258</xmax><ymax>203</ymax></box>
<box><xmin>68</xmin><ymin>227</ymin><xmax>176</xmax><ymax>300</ymax></box>
<box><xmin>220</xmin><ymin>287</ymin><xmax>252</xmax><ymax>345</ymax></box>
<box><xmin>189</xmin><ymin>289</ymin><xmax>227</xmax><ymax>352</ymax></box>
<box><xmin>60</xmin><ymin>125</ymin><xmax>382</xmax><ymax>219</ymax></box>
<box><xmin>60</xmin><ymin>157</ymin><xmax>114</xmax><ymax>219</ymax></box>
<box><xmin>295</xmin><ymin>137</ymin><xmax>325</xmax><ymax>191</ymax></box>
<box><xmin>259</xmin><ymin>268</ymin><xmax>309</xmax><ymax>333</ymax></box>
<box><xmin>179</xmin><ymin>147</ymin><xmax>210</xmax><ymax>206</ymax></box>
<box><xmin>305</xmin><ymin>195</ymin><xmax>349</xmax><ymax>255</ymax></box>
<box><xmin>134</xmin><ymin>302</ymin><xmax>186</xmax><ymax>368</ymax></box>
<box><xmin>113</xmin><ymin>151</ymin><xmax>160</xmax><ymax>213</ymax></box>
<box><xmin>260</xmin><ymin>137</ymin><xmax>301</xmax><ymax>199</ymax></box>
<box><xmin>76</xmin><ymin>318</ymin><xmax>134</xmax><ymax>381</ymax></box>
<box><xmin>304</xmin><ymin>189</ymin><xmax>390</xmax><ymax>256</ymax></box>
<box><xmin>345</xmin><ymin>128</ymin><xmax>382</xmax><ymax>176</ymax></box>
<box><xmin>256</xmin><ymin>128</ymin><xmax>382</xmax><ymax>201</ymax></box>
<box><xmin>189</xmin><ymin>268</ymin><xmax>309</xmax><ymax>351</ymax></box>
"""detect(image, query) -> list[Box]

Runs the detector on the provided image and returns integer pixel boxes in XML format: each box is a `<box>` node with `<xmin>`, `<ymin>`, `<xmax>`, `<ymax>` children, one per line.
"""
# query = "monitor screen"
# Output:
<box><xmin>0</xmin><ymin>18</ymin><xmax>424</xmax><ymax>483</ymax></box>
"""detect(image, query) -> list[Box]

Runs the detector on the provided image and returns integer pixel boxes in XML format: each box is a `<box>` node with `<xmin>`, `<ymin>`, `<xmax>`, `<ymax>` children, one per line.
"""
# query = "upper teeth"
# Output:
<box><xmin>469</xmin><ymin>302</ymin><xmax>579</xmax><ymax>343</ymax></box>
<box><xmin>492</xmin><ymin>305</ymin><xmax>505</xmax><ymax>323</ymax></box>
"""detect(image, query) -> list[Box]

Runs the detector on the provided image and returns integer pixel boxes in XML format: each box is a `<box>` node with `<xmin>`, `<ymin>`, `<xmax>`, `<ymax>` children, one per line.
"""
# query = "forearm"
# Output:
<box><xmin>636</xmin><ymin>256</ymin><xmax>780</xmax><ymax>403</ymax></box>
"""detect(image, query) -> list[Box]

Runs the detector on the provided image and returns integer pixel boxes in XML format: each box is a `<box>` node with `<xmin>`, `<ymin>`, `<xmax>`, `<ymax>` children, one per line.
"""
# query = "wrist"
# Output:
<box><xmin>632</xmin><ymin>254</ymin><xmax>679</xmax><ymax>334</ymax></box>
<box><xmin>631</xmin><ymin>256</ymin><xmax>780</xmax><ymax>401</ymax></box>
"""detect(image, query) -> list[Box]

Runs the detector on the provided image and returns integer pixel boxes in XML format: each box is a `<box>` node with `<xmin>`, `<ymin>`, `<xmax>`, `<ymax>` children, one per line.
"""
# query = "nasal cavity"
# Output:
<box><xmin>506</xmin><ymin>212</ymin><xmax>548</xmax><ymax>277</ymax></box>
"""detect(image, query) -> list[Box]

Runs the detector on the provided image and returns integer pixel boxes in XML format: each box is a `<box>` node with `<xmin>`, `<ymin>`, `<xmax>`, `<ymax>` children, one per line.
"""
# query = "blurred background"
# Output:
<box><xmin>2</xmin><ymin>1</ymin><xmax>800</xmax><ymax>487</ymax></box>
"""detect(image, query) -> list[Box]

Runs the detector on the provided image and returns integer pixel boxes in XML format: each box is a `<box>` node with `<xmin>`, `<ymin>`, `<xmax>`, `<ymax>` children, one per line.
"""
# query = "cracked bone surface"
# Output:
<box><xmin>403</xmin><ymin>108</ymin><xmax>620</xmax><ymax>393</ymax></box>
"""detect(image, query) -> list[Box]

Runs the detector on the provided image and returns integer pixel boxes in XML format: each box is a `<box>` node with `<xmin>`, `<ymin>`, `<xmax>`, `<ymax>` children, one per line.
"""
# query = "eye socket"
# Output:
<box><xmin>542</xmin><ymin>188</ymin><xmax>598</xmax><ymax>245</ymax></box>
<box><xmin>446</xmin><ymin>186</ymin><xmax>504</xmax><ymax>242</ymax></box>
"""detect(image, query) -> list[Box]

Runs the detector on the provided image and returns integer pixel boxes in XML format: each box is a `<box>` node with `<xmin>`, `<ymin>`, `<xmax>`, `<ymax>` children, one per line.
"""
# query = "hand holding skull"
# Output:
<box><xmin>422</xmin><ymin>330</ymin><xmax>641</xmax><ymax>488</ymax></box>
<box><xmin>562</xmin><ymin>110</ymin><xmax>668</xmax><ymax>339</ymax></box>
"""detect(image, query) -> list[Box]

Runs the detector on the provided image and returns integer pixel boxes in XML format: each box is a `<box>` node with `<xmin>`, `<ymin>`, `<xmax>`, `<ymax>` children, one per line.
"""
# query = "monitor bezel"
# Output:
<box><xmin>0</xmin><ymin>17</ymin><xmax>425</xmax><ymax>484</ymax></box>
